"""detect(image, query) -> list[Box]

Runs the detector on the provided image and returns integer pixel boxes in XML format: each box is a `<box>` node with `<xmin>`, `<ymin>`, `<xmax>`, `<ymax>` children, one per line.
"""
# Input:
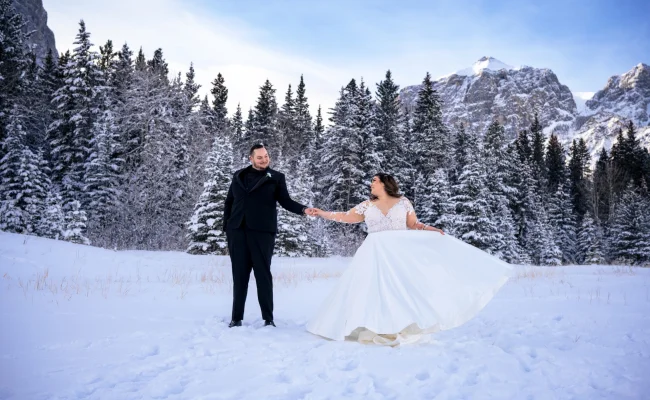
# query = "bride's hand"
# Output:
<box><xmin>435</xmin><ymin>228</ymin><xmax>445</xmax><ymax>235</ymax></box>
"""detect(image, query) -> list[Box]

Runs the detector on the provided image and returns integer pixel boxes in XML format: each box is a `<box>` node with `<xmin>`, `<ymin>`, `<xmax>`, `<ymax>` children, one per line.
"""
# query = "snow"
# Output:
<box><xmin>441</xmin><ymin>57</ymin><xmax>520</xmax><ymax>79</ymax></box>
<box><xmin>1</xmin><ymin>231</ymin><xmax>649</xmax><ymax>399</ymax></box>
<box><xmin>573</xmin><ymin>92</ymin><xmax>595</xmax><ymax>114</ymax></box>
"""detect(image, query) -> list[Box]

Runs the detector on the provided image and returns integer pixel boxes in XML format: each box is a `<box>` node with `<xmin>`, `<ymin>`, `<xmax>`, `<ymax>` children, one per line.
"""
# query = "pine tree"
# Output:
<box><xmin>63</xmin><ymin>200</ymin><xmax>90</xmax><ymax>245</ymax></box>
<box><xmin>608</xmin><ymin>184</ymin><xmax>650</xmax><ymax>265</ymax></box>
<box><xmin>622</xmin><ymin>121</ymin><xmax>645</xmax><ymax>189</ymax></box>
<box><xmin>547</xmin><ymin>181</ymin><xmax>578</xmax><ymax>264</ymax></box>
<box><xmin>311</xmin><ymin>105</ymin><xmax>326</xmax><ymax>200</ymax></box>
<box><xmin>114</xmin><ymin>43</ymin><xmax>134</xmax><ymax>105</ymax></box>
<box><xmin>318</xmin><ymin>81</ymin><xmax>366</xmax><ymax>254</ymax></box>
<box><xmin>277</xmin><ymin>84</ymin><xmax>295</xmax><ymax>163</ymax></box>
<box><xmin>531</xmin><ymin>208</ymin><xmax>563</xmax><ymax>266</ymax></box>
<box><xmin>410</xmin><ymin>72</ymin><xmax>450</xmax><ymax>177</ymax></box>
<box><xmin>48</xmin><ymin>20</ymin><xmax>102</xmax><ymax>208</ymax></box>
<box><xmin>0</xmin><ymin>106</ymin><xmax>51</xmax><ymax>233</ymax></box>
<box><xmin>451</xmin><ymin>123</ymin><xmax>470</xmax><ymax>184</ymax></box>
<box><xmin>85</xmin><ymin>37</ymin><xmax>122</xmax><ymax>226</ymax></box>
<box><xmin>0</xmin><ymin>0</ymin><xmax>30</xmax><ymax>151</ymax></box>
<box><xmin>294</xmin><ymin>75</ymin><xmax>313</xmax><ymax>156</ymax></box>
<box><xmin>568</xmin><ymin>138</ymin><xmax>591</xmax><ymax>221</ymax></box>
<box><xmin>184</xmin><ymin>63</ymin><xmax>201</xmax><ymax>113</ymax></box>
<box><xmin>147</xmin><ymin>48</ymin><xmax>169</xmax><ymax>81</ymax></box>
<box><xmin>231</xmin><ymin>103</ymin><xmax>245</xmax><ymax>163</ymax></box>
<box><xmin>374</xmin><ymin>70</ymin><xmax>404</xmax><ymax>176</ymax></box>
<box><xmin>481</xmin><ymin>120</ymin><xmax>520</xmax><ymax>261</ymax></box>
<box><xmin>85</xmin><ymin>105</ymin><xmax>121</xmax><ymax>224</ymax></box>
<box><xmin>210</xmin><ymin>73</ymin><xmax>228</xmax><ymax>129</ymax></box>
<box><xmin>186</xmin><ymin>135</ymin><xmax>233</xmax><ymax>254</ymax></box>
<box><xmin>608</xmin><ymin>125</ymin><xmax>647</xmax><ymax>196</ymax></box>
<box><xmin>448</xmin><ymin>134</ymin><xmax>498</xmax><ymax>252</ymax></box>
<box><xmin>134</xmin><ymin>47</ymin><xmax>146</xmax><ymax>71</ymax></box>
<box><xmin>508</xmin><ymin>153</ymin><xmax>560</xmax><ymax>265</ymax></box>
<box><xmin>515</xmin><ymin>129</ymin><xmax>532</xmax><ymax>163</ymax></box>
<box><xmin>355</xmin><ymin>79</ymin><xmax>380</xmax><ymax>198</ymax></box>
<box><xmin>545</xmin><ymin>133</ymin><xmax>565</xmax><ymax>194</ymax></box>
<box><xmin>275</xmin><ymin>155</ymin><xmax>314</xmax><ymax>257</ymax></box>
<box><xmin>592</xmin><ymin>148</ymin><xmax>613</xmax><ymax>225</ymax></box>
<box><xmin>252</xmin><ymin>79</ymin><xmax>278</xmax><ymax>148</ymax></box>
<box><xmin>419</xmin><ymin>168</ymin><xmax>454</xmax><ymax>232</ymax></box>
<box><xmin>38</xmin><ymin>191</ymin><xmax>66</xmax><ymax>240</ymax></box>
<box><xmin>578</xmin><ymin>213</ymin><xmax>605</xmax><ymax>264</ymax></box>
<box><xmin>530</xmin><ymin>113</ymin><xmax>547</xmax><ymax>190</ymax></box>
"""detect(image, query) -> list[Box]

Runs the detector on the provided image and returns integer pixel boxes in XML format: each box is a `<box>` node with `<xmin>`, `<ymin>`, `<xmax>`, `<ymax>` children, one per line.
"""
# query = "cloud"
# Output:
<box><xmin>44</xmin><ymin>0</ymin><xmax>349</xmax><ymax>118</ymax></box>
<box><xmin>43</xmin><ymin>0</ymin><xmax>647</xmax><ymax>118</ymax></box>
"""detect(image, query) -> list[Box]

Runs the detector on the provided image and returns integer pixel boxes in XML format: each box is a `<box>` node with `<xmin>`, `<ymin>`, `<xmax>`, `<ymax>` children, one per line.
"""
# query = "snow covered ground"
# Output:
<box><xmin>1</xmin><ymin>231</ymin><xmax>649</xmax><ymax>400</ymax></box>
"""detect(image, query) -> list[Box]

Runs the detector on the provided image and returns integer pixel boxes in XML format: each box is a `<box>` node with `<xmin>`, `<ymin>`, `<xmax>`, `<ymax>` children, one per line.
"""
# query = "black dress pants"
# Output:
<box><xmin>227</xmin><ymin>226</ymin><xmax>276</xmax><ymax>321</ymax></box>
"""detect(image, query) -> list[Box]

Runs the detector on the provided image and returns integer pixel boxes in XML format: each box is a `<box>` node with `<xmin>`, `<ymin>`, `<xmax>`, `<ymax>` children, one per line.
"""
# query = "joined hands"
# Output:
<box><xmin>304</xmin><ymin>208</ymin><xmax>322</xmax><ymax>217</ymax></box>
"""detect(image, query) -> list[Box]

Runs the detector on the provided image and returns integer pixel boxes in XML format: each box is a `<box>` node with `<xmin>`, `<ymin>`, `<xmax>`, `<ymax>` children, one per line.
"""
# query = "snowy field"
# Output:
<box><xmin>1</xmin><ymin>231</ymin><xmax>649</xmax><ymax>400</ymax></box>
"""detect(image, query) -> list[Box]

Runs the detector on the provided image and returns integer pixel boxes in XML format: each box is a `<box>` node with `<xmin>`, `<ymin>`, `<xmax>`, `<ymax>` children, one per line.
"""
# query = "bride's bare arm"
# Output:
<box><xmin>314</xmin><ymin>207</ymin><xmax>365</xmax><ymax>224</ymax></box>
<box><xmin>405</xmin><ymin>199</ymin><xmax>444</xmax><ymax>234</ymax></box>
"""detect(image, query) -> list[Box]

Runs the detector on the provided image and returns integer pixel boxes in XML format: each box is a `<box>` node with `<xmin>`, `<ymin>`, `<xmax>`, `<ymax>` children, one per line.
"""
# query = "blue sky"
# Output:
<box><xmin>45</xmin><ymin>0</ymin><xmax>649</xmax><ymax>115</ymax></box>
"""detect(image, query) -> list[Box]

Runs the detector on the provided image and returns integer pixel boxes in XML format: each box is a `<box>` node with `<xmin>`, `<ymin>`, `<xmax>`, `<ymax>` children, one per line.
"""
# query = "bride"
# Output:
<box><xmin>306</xmin><ymin>173</ymin><xmax>513</xmax><ymax>346</ymax></box>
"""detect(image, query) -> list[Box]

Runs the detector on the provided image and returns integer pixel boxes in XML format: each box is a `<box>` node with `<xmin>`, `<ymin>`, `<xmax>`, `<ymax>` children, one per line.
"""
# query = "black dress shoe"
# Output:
<box><xmin>264</xmin><ymin>320</ymin><xmax>276</xmax><ymax>327</ymax></box>
<box><xmin>228</xmin><ymin>320</ymin><xmax>242</xmax><ymax>328</ymax></box>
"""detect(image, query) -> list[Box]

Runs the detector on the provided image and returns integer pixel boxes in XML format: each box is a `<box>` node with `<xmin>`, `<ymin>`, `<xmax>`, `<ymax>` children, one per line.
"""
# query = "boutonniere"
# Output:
<box><xmin>266</xmin><ymin>172</ymin><xmax>272</xmax><ymax>178</ymax></box>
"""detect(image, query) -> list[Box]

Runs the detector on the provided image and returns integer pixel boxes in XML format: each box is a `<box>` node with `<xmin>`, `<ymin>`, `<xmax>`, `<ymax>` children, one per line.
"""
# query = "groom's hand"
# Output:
<box><xmin>304</xmin><ymin>207</ymin><xmax>318</xmax><ymax>216</ymax></box>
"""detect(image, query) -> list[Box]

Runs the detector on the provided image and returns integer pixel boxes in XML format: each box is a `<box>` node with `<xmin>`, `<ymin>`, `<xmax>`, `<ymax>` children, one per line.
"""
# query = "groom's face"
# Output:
<box><xmin>250</xmin><ymin>148</ymin><xmax>270</xmax><ymax>170</ymax></box>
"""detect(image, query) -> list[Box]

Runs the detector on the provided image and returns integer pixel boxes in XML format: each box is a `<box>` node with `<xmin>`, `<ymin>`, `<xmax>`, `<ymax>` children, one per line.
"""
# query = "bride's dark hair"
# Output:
<box><xmin>370</xmin><ymin>173</ymin><xmax>401</xmax><ymax>200</ymax></box>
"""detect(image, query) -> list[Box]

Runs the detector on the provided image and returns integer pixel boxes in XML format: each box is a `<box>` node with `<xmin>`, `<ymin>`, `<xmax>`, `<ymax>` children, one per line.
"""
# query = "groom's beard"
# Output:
<box><xmin>252</xmin><ymin>160</ymin><xmax>269</xmax><ymax>170</ymax></box>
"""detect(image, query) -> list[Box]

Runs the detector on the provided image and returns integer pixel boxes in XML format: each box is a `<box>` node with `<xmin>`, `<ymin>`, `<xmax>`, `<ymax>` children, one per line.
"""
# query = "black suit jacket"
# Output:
<box><xmin>223</xmin><ymin>166</ymin><xmax>307</xmax><ymax>233</ymax></box>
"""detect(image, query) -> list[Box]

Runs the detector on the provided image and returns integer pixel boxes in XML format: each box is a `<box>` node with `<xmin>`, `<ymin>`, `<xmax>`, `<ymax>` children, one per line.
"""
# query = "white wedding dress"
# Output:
<box><xmin>306</xmin><ymin>196</ymin><xmax>514</xmax><ymax>346</ymax></box>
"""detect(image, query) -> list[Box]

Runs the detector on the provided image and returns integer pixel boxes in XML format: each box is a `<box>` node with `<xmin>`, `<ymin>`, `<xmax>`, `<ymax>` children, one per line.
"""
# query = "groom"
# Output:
<box><xmin>223</xmin><ymin>143</ymin><xmax>316</xmax><ymax>328</ymax></box>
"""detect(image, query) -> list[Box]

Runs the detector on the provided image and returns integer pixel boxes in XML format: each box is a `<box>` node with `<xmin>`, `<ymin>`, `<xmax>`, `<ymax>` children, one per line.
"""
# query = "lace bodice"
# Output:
<box><xmin>354</xmin><ymin>197</ymin><xmax>415</xmax><ymax>233</ymax></box>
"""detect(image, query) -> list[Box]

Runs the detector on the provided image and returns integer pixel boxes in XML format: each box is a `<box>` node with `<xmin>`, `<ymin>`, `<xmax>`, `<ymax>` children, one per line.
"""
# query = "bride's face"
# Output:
<box><xmin>370</xmin><ymin>176</ymin><xmax>385</xmax><ymax>196</ymax></box>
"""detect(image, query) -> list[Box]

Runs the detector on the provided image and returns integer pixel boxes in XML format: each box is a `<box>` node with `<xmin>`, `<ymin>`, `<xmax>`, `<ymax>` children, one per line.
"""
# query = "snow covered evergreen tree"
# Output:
<box><xmin>545</xmin><ymin>133</ymin><xmax>566</xmax><ymax>195</ymax></box>
<box><xmin>530</xmin><ymin>113</ymin><xmax>547</xmax><ymax>192</ymax></box>
<box><xmin>318</xmin><ymin>80</ymin><xmax>366</xmax><ymax>254</ymax></box>
<box><xmin>48</xmin><ymin>20</ymin><xmax>102</xmax><ymax>208</ymax></box>
<box><xmin>418</xmin><ymin>168</ymin><xmax>454</xmax><ymax>232</ymax></box>
<box><xmin>374</xmin><ymin>70</ymin><xmax>406</xmax><ymax>182</ymax></box>
<box><xmin>578</xmin><ymin>213</ymin><xmax>605</xmax><ymax>264</ymax></box>
<box><xmin>210</xmin><ymin>72</ymin><xmax>228</xmax><ymax>130</ymax></box>
<box><xmin>608</xmin><ymin>184</ymin><xmax>650</xmax><ymax>265</ymax></box>
<box><xmin>85</xmin><ymin>39</ymin><xmax>122</xmax><ymax>227</ymax></box>
<box><xmin>546</xmin><ymin>181</ymin><xmax>578</xmax><ymax>264</ymax></box>
<box><xmin>448</xmin><ymin>133</ymin><xmax>498</xmax><ymax>252</ymax></box>
<box><xmin>251</xmin><ymin>79</ymin><xmax>278</xmax><ymax>148</ymax></box>
<box><xmin>355</xmin><ymin>79</ymin><xmax>380</xmax><ymax>197</ymax></box>
<box><xmin>275</xmin><ymin>155</ymin><xmax>314</xmax><ymax>257</ymax></box>
<box><xmin>481</xmin><ymin>121</ymin><xmax>521</xmax><ymax>261</ymax></box>
<box><xmin>38</xmin><ymin>191</ymin><xmax>66</xmax><ymax>240</ymax></box>
<box><xmin>294</xmin><ymin>75</ymin><xmax>313</xmax><ymax>156</ymax></box>
<box><xmin>63</xmin><ymin>200</ymin><xmax>90</xmax><ymax>245</ymax></box>
<box><xmin>231</xmin><ymin>103</ymin><xmax>245</xmax><ymax>162</ymax></box>
<box><xmin>186</xmin><ymin>135</ymin><xmax>233</xmax><ymax>255</ymax></box>
<box><xmin>568</xmin><ymin>138</ymin><xmax>591</xmax><ymax>221</ymax></box>
<box><xmin>0</xmin><ymin>0</ymin><xmax>30</xmax><ymax>153</ymax></box>
<box><xmin>0</xmin><ymin>106</ymin><xmax>51</xmax><ymax>234</ymax></box>
<box><xmin>276</xmin><ymin>84</ymin><xmax>296</xmax><ymax>163</ymax></box>
<box><xmin>592</xmin><ymin>147</ymin><xmax>613</xmax><ymax>225</ymax></box>
<box><xmin>451</xmin><ymin>123</ymin><xmax>470</xmax><ymax>185</ymax></box>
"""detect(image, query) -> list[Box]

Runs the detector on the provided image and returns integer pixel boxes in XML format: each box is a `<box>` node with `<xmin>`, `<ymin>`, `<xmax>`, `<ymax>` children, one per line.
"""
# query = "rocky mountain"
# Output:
<box><xmin>12</xmin><ymin>0</ymin><xmax>58</xmax><ymax>63</ymax></box>
<box><xmin>572</xmin><ymin>63</ymin><xmax>650</xmax><ymax>159</ymax></box>
<box><xmin>400</xmin><ymin>57</ymin><xmax>650</xmax><ymax>165</ymax></box>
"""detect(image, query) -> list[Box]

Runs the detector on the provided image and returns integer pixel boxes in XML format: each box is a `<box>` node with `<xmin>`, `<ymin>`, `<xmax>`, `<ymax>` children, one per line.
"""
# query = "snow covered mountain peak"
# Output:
<box><xmin>584</xmin><ymin>62</ymin><xmax>650</xmax><ymax>127</ymax></box>
<box><xmin>451</xmin><ymin>56</ymin><xmax>518</xmax><ymax>77</ymax></box>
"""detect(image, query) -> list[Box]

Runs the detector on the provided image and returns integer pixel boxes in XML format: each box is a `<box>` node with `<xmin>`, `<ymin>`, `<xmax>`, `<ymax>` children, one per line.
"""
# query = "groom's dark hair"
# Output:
<box><xmin>371</xmin><ymin>173</ymin><xmax>401</xmax><ymax>200</ymax></box>
<box><xmin>249</xmin><ymin>143</ymin><xmax>267</xmax><ymax>156</ymax></box>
